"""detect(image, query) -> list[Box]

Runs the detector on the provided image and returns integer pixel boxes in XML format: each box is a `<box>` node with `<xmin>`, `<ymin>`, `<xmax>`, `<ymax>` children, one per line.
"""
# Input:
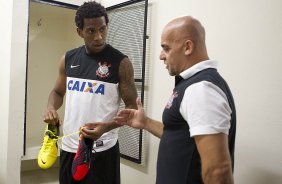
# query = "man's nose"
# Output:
<box><xmin>159</xmin><ymin>51</ymin><xmax>165</xmax><ymax>60</ymax></box>
<box><xmin>94</xmin><ymin>32</ymin><xmax>102</xmax><ymax>41</ymax></box>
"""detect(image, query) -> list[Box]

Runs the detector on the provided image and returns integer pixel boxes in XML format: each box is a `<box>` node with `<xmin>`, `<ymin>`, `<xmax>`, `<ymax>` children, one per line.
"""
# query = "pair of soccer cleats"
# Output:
<box><xmin>37</xmin><ymin>124</ymin><xmax>94</xmax><ymax>181</ymax></box>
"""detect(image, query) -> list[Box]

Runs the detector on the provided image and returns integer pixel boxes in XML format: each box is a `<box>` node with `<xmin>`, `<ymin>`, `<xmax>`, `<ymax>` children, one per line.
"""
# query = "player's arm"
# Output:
<box><xmin>143</xmin><ymin>117</ymin><xmax>164</xmax><ymax>138</ymax></box>
<box><xmin>118</xmin><ymin>57</ymin><xmax>138</xmax><ymax>109</ymax></box>
<box><xmin>116</xmin><ymin>58</ymin><xmax>164</xmax><ymax>137</ymax></box>
<box><xmin>194</xmin><ymin>133</ymin><xmax>234</xmax><ymax>184</ymax></box>
<box><xmin>103</xmin><ymin>57</ymin><xmax>138</xmax><ymax>130</ymax></box>
<box><xmin>114</xmin><ymin>98</ymin><xmax>164</xmax><ymax>138</ymax></box>
<box><xmin>43</xmin><ymin>55</ymin><xmax>66</xmax><ymax>125</ymax></box>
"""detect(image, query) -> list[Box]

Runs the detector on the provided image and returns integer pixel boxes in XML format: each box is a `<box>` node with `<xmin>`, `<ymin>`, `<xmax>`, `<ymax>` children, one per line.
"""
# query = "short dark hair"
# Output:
<box><xmin>75</xmin><ymin>1</ymin><xmax>109</xmax><ymax>29</ymax></box>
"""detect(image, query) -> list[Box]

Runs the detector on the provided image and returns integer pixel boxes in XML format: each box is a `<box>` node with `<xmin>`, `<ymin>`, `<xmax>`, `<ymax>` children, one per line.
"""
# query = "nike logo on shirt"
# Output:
<box><xmin>71</xmin><ymin>65</ymin><xmax>80</xmax><ymax>68</ymax></box>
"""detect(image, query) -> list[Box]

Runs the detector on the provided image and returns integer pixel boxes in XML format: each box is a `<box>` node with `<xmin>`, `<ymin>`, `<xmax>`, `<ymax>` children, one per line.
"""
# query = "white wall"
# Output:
<box><xmin>0</xmin><ymin>0</ymin><xmax>13</xmax><ymax>183</ymax></box>
<box><xmin>2</xmin><ymin>0</ymin><xmax>282</xmax><ymax>183</ymax></box>
<box><xmin>0</xmin><ymin>0</ymin><xmax>28</xmax><ymax>183</ymax></box>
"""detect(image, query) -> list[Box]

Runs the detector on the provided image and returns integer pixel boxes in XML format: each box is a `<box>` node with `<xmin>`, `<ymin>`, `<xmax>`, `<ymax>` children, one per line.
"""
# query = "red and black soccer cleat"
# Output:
<box><xmin>71</xmin><ymin>134</ymin><xmax>94</xmax><ymax>181</ymax></box>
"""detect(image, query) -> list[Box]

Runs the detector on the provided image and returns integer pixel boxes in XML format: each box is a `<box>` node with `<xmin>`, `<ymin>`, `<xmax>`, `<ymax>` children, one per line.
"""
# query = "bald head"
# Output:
<box><xmin>159</xmin><ymin>16</ymin><xmax>209</xmax><ymax>76</ymax></box>
<box><xmin>162</xmin><ymin>16</ymin><xmax>208</xmax><ymax>61</ymax></box>
<box><xmin>164</xmin><ymin>16</ymin><xmax>205</xmax><ymax>42</ymax></box>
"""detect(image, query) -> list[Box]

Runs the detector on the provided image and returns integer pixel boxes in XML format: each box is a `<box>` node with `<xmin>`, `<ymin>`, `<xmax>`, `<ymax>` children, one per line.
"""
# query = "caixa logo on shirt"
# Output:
<box><xmin>67</xmin><ymin>80</ymin><xmax>105</xmax><ymax>95</ymax></box>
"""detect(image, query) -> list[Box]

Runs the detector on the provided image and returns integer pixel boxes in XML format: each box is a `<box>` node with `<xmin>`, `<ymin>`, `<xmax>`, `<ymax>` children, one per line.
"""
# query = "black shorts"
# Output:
<box><xmin>59</xmin><ymin>142</ymin><xmax>120</xmax><ymax>184</ymax></box>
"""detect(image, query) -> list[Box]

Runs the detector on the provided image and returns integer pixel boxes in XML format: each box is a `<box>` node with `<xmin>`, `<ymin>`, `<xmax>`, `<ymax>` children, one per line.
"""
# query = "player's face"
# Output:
<box><xmin>78</xmin><ymin>16</ymin><xmax>108</xmax><ymax>54</ymax></box>
<box><xmin>159</xmin><ymin>28</ymin><xmax>186</xmax><ymax>76</ymax></box>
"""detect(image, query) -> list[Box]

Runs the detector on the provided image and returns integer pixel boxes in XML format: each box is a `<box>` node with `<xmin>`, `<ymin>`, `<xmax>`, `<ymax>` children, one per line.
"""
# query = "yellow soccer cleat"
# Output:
<box><xmin>38</xmin><ymin>124</ymin><xmax>59</xmax><ymax>169</ymax></box>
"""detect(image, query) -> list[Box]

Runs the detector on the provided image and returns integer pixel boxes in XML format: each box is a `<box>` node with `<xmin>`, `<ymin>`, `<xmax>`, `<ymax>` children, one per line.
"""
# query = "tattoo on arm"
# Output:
<box><xmin>119</xmin><ymin>58</ymin><xmax>138</xmax><ymax>109</ymax></box>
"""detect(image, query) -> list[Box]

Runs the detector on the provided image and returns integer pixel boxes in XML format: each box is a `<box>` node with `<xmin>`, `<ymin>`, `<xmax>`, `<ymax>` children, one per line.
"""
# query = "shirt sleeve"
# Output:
<box><xmin>180</xmin><ymin>81</ymin><xmax>232</xmax><ymax>137</ymax></box>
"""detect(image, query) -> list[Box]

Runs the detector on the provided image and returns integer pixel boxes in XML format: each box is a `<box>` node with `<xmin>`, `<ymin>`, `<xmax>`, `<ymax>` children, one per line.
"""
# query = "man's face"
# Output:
<box><xmin>159</xmin><ymin>28</ymin><xmax>186</xmax><ymax>76</ymax></box>
<box><xmin>78</xmin><ymin>16</ymin><xmax>108</xmax><ymax>54</ymax></box>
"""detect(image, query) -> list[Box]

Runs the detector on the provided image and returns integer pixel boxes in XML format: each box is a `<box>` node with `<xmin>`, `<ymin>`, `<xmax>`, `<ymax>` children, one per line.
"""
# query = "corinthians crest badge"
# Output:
<box><xmin>165</xmin><ymin>91</ymin><xmax>178</xmax><ymax>109</ymax></box>
<box><xmin>96</xmin><ymin>61</ymin><xmax>111</xmax><ymax>78</ymax></box>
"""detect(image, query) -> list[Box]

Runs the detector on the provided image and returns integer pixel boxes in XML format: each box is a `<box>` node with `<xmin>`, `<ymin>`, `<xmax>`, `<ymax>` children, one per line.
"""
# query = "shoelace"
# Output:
<box><xmin>58</xmin><ymin>130</ymin><xmax>81</xmax><ymax>149</ymax></box>
<box><xmin>41</xmin><ymin>129</ymin><xmax>80</xmax><ymax>150</ymax></box>
<box><xmin>43</xmin><ymin>137</ymin><xmax>55</xmax><ymax>151</ymax></box>
<box><xmin>45</xmin><ymin>130</ymin><xmax>59</xmax><ymax>139</ymax></box>
<box><xmin>42</xmin><ymin>127</ymin><xmax>96</xmax><ymax>151</ymax></box>
<box><xmin>40</xmin><ymin>130</ymin><xmax>58</xmax><ymax>151</ymax></box>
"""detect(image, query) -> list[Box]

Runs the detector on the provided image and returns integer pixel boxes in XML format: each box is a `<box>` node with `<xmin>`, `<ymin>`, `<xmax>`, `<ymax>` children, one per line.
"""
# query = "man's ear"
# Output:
<box><xmin>184</xmin><ymin>40</ymin><xmax>194</xmax><ymax>55</ymax></box>
<box><xmin>77</xmin><ymin>27</ymin><xmax>83</xmax><ymax>38</ymax></box>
